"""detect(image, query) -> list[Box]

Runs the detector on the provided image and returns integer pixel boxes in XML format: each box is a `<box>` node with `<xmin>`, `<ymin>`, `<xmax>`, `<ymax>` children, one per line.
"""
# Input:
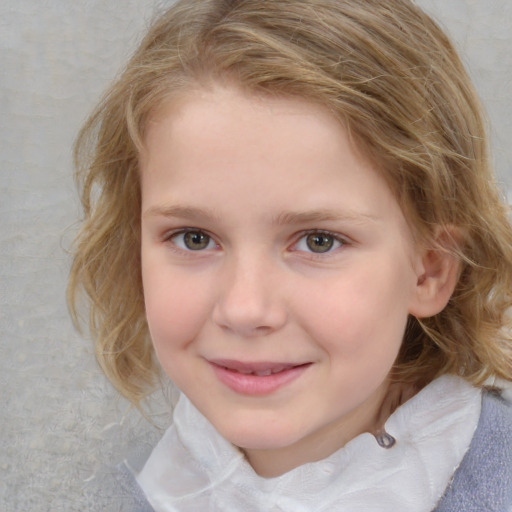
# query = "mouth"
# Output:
<box><xmin>208</xmin><ymin>359</ymin><xmax>311</xmax><ymax>395</ymax></box>
<box><xmin>210</xmin><ymin>359</ymin><xmax>309</xmax><ymax>374</ymax></box>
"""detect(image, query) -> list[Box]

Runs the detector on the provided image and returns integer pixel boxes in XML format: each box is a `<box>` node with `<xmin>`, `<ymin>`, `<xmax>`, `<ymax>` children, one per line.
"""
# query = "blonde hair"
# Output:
<box><xmin>68</xmin><ymin>0</ymin><xmax>512</xmax><ymax>404</ymax></box>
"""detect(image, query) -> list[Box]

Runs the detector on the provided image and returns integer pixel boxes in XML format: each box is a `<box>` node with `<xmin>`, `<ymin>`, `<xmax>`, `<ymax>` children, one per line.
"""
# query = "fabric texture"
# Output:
<box><xmin>116</xmin><ymin>384</ymin><xmax>512</xmax><ymax>511</ymax></box>
<box><xmin>433</xmin><ymin>389</ymin><xmax>512</xmax><ymax>511</ymax></box>
<box><xmin>116</xmin><ymin>462</ymin><xmax>156</xmax><ymax>512</ymax></box>
<box><xmin>130</xmin><ymin>375</ymin><xmax>491</xmax><ymax>511</ymax></box>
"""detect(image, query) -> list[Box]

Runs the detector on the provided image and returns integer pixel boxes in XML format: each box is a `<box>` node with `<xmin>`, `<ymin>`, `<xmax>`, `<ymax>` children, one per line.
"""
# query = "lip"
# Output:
<box><xmin>208</xmin><ymin>359</ymin><xmax>311</xmax><ymax>396</ymax></box>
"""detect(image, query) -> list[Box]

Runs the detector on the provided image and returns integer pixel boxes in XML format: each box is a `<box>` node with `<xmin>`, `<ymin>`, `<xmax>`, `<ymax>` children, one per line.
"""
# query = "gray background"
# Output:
<box><xmin>1</xmin><ymin>1</ymin><xmax>511</xmax><ymax>510</ymax></box>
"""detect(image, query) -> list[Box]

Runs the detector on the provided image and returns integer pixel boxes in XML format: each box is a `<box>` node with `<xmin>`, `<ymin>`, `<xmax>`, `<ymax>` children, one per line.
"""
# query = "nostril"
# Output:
<box><xmin>253</xmin><ymin>325</ymin><xmax>274</xmax><ymax>335</ymax></box>
<box><xmin>217</xmin><ymin>322</ymin><xmax>275</xmax><ymax>337</ymax></box>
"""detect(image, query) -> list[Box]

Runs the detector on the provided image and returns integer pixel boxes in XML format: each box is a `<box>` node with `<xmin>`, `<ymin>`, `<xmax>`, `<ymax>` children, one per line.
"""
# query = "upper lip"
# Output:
<box><xmin>209</xmin><ymin>359</ymin><xmax>309</xmax><ymax>374</ymax></box>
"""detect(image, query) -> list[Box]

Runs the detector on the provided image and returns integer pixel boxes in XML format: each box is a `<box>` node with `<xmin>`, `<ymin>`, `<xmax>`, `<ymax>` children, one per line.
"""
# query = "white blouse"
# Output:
<box><xmin>136</xmin><ymin>375</ymin><xmax>481</xmax><ymax>512</ymax></box>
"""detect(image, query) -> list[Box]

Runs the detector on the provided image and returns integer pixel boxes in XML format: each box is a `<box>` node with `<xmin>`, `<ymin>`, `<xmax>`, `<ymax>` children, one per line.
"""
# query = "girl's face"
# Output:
<box><xmin>140</xmin><ymin>85</ymin><xmax>425</xmax><ymax>476</ymax></box>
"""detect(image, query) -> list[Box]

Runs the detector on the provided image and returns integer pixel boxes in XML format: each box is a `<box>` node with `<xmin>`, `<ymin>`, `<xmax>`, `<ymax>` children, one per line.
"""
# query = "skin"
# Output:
<box><xmin>139</xmin><ymin>84</ymin><xmax>452</xmax><ymax>478</ymax></box>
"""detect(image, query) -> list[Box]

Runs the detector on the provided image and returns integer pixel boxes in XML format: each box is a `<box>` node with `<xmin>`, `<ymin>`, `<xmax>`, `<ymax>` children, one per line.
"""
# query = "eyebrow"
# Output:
<box><xmin>143</xmin><ymin>204</ymin><xmax>378</xmax><ymax>226</ymax></box>
<box><xmin>272</xmin><ymin>209</ymin><xmax>379</xmax><ymax>226</ymax></box>
<box><xmin>142</xmin><ymin>204</ymin><xmax>220</xmax><ymax>222</ymax></box>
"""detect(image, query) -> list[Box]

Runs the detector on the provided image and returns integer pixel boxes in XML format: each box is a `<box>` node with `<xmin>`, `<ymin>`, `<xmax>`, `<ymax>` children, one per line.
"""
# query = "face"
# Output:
<box><xmin>140</xmin><ymin>85</ymin><xmax>424</xmax><ymax>476</ymax></box>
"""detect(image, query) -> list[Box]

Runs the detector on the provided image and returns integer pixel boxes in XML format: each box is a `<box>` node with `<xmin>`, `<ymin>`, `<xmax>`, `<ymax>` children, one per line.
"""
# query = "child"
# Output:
<box><xmin>68</xmin><ymin>0</ymin><xmax>512</xmax><ymax>510</ymax></box>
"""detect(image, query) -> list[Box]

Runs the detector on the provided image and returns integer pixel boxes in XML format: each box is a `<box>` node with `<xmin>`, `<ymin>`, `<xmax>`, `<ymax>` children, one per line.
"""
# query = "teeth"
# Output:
<box><xmin>228</xmin><ymin>365</ymin><xmax>295</xmax><ymax>376</ymax></box>
<box><xmin>254</xmin><ymin>369</ymin><xmax>272</xmax><ymax>376</ymax></box>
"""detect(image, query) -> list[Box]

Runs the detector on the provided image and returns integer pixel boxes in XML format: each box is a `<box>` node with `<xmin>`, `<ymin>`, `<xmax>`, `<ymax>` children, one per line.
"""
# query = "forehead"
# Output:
<box><xmin>139</xmin><ymin>85</ymin><xmax>409</xmax><ymax>234</ymax></box>
<box><xmin>141</xmin><ymin>84</ymin><xmax>371</xmax><ymax>178</ymax></box>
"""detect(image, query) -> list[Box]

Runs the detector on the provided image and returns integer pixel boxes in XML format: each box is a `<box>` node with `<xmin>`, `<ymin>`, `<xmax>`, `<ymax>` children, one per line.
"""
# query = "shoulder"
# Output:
<box><xmin>103</xmin><ymin>433</ymin><xmax>157</xmax><ymax>512</ymax></box>
<box><xmin>113</xmin><ymin>461</ymin><xmax>155</xmax><ymax>512</ymax></box>
<box><xmin>434</xmin><ymin>388</ymin><xmax>512</xmax><ymax>511</ymax></box>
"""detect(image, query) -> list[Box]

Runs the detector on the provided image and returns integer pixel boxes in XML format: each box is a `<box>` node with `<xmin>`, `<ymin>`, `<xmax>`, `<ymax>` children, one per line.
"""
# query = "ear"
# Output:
<box><xmin>408</xmin><ymin>227</ymin><xmax>461</xmax><ymax>319</ymax></box>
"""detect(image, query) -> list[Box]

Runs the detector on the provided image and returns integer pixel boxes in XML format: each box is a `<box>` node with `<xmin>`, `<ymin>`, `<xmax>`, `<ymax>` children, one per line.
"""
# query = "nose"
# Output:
<box><xmin>212</xmin><ymin>253</ymin><xmax>288</xmax><ymax>337</ymax></box>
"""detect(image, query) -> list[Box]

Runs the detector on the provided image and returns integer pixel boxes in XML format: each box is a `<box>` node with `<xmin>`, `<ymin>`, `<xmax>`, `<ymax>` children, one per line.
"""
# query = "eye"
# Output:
<box><xmin>170</xmin><ymin>230</ymin><xmax>217</xmax><ymax>251</ymax></box>
<box><xmin>294</xmin><ymin>231</ymin><xmax>343</xmax><ymax>254</ymax></box>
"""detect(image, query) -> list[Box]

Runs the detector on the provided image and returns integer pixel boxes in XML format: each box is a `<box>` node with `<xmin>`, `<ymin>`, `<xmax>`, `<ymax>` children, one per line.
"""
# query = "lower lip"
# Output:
<box><xmin>210</xmin><ymin>363</ymin><xmax>310</xmax><ymax>396</ymax></box>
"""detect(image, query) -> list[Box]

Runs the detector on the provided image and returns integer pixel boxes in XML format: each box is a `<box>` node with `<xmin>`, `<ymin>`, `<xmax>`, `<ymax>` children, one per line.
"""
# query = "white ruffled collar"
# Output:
<box><xmin>136</xmin><ymin>375</ymin><xmax>481</xmax><ymax>512</ymax></box>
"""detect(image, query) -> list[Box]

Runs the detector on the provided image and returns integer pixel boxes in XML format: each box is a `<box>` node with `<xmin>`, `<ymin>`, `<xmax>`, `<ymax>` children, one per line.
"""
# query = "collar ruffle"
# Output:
<box><xmin>136</xmin><ymin>375</ymin><xmax>481</xmax><ymax>512</ymax></box>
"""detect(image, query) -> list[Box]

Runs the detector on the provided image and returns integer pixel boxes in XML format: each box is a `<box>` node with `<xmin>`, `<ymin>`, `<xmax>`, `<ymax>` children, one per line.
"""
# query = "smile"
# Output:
<box><xmin>208</xmin><ymin>359</ymin><xmax>311</xmax><ymax>396</ymax></box>
<box><xmin>235</xmin><ymin>366</ymin><xmax>293</xmax><ymax>376</ymax></box>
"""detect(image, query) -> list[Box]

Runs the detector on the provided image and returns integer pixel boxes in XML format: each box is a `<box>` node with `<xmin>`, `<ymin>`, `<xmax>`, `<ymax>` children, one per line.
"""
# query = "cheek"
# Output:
<box><xmin>142</xmin><ymin>264</ymin><xmax>212</xmax><ymax>361</ymax></box>
<box><xmin>299</xmin><ymin>261</ymin><xmax>411</xmax><ymax>359</ymax></box>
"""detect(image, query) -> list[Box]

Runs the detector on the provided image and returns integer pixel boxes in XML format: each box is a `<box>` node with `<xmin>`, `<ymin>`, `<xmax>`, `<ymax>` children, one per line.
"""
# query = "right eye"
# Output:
<box><xmin>170</xmin><ymin>230</ymin><xmax>217</xmax><ymax>251</ymax></box>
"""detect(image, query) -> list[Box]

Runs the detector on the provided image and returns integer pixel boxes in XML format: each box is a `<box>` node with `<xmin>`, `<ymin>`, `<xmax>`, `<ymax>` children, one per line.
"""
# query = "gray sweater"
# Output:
<box><xmin>433</xmin><ymin>389</ymin><xmax>512</xmax><ymax>511</ymax></box>
<box><xmin>114</xmin><ymin>390</ymin><xmax>512</xmax><ymax>511</ymax></box>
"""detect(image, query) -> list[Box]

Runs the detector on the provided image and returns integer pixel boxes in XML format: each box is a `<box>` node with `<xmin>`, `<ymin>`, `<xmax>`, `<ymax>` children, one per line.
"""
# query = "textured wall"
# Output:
<box><xmin>1</xmin><ymin>1</ymin><xmax>511</xmax><ymax>510</ymax></box>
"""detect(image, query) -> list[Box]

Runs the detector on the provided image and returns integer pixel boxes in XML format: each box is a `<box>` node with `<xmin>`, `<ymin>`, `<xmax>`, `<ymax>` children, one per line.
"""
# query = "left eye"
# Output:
<box><xmin>294</xmin><ymin>232</ymin><xmax>343</xmax><ymax>254</ymax></box>
<box><xmin>171</xmin><ymin>230</ymin><xmax>217</xmax><ymax>251</ymax></box>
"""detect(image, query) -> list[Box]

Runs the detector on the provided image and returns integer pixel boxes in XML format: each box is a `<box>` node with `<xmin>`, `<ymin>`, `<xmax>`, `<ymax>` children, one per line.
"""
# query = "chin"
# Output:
<box><xmin>216</xmin><ymin>418</ymin><xmax>304</xmax><ymax>451</ymax></box>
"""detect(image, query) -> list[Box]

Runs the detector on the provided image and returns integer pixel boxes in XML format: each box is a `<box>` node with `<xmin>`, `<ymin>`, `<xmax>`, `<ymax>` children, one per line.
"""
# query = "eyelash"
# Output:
<box><xmin>291</xmin><ymin>230</ymin><xmax>347</xmax><ymax>257</ymax></box>
<box><xmin>164</xmin><ymin>229</ymin><xmax>219</xmax><ymax>253</ymax></box>
<box><xmin>162</xmin><ymin>228</ymin><xmax>348</xmax><ymax>256</ymax></box>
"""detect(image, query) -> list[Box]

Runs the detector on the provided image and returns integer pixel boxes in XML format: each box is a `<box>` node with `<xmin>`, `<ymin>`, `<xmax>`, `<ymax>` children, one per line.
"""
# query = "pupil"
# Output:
<box><xmin>306</xmin><ymin>233</ymin><xmax>333</xmax><ymax>253</ymax></box>
<box><xmin>184</xmin><ymin>231</ymin><xmax>209</xmax><ymax>250</ymax></box>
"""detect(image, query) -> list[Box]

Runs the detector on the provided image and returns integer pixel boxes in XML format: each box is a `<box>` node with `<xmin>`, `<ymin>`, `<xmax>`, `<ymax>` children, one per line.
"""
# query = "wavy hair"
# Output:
<box><xmin>68</xmin><ymin>0</ymin><xmax>512</xmax><ymax>403</ymax></box>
